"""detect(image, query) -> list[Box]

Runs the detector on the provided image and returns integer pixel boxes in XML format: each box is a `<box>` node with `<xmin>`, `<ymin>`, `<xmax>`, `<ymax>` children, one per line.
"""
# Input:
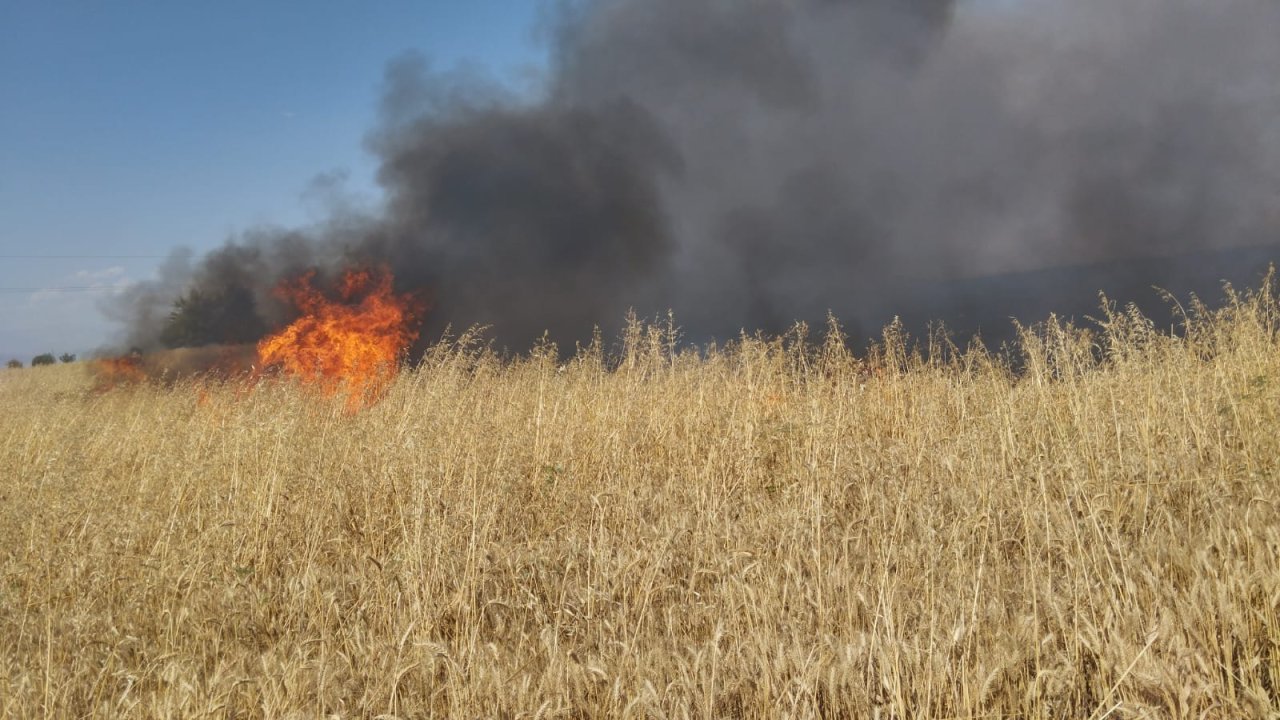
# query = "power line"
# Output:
<box><xmin>0</xmin><ymin>255</ymin><xmax>169</xmax><ymax>259</ymax></box>
<box><xmin>0</xmin><ymin>286</ymin><xmax>165</xmax><ymax>293</ymax></box>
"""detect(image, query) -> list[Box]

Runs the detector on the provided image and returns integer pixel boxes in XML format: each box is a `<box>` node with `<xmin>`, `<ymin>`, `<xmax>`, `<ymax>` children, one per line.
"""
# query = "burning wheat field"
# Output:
<box><xmin>4</xmin><ymin>0</ymin><xmax>1280</xmax><ymax>717</ymax></box>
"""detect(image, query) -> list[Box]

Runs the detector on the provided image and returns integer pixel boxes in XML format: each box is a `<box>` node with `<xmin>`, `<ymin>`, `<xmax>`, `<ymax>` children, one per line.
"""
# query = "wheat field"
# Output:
<box><xmin>2</xmin><ymin>282</ymin><xmax>1279</xmax><ymax>719</ymax></box>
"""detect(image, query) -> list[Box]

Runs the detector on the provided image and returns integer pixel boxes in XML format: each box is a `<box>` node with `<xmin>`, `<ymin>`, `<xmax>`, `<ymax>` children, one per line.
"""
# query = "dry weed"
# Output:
<box><xmin>2</xmin><ymin>282</ymin><xmax>1279</xmax><ymax>718</ymax></box>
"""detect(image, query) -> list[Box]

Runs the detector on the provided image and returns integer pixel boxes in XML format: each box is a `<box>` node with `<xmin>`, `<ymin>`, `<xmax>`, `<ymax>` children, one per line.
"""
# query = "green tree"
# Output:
<box><xmin>59</xmin><ymin>353</ymin><xmax>76</xmax><ymax>363</ymax></box>
<box><xmin>160</xmin><ymin>287</ymin><xmax>266</xmax><ymax>348</ymax></box>
<box><xmin>31</xmin><ymin>353</ymin><xmax>56</xmax><ymax>366</ymax></box>
<box><xmin>5</xmin><ymin>359</ymin><xmax>20</xmax><ymax>369</ymax></box>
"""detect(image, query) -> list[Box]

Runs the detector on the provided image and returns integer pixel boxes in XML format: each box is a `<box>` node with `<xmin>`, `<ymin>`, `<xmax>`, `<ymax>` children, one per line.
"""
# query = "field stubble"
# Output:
<box><xmin>2</xmin><ymin>283</ymin><xmax>1279</xmax><ymax>718</ymax></box>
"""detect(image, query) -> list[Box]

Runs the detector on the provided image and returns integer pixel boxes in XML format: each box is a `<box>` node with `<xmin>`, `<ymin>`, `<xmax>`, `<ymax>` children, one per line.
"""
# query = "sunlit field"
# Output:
<box><xmin>2</xmin><ymin>281</ymin><xmax>1279</xmax><ymax>719</ymax></box>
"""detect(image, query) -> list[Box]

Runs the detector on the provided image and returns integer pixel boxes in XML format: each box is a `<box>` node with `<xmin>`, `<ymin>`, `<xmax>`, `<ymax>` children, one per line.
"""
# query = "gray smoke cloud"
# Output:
<box><xmin>110</xmin><ymin>0</ymin><xmax>1280</xmax><ymax>354</ymax></box>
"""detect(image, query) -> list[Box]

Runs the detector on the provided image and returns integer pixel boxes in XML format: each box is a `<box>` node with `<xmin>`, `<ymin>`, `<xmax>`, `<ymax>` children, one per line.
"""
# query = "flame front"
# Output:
<box><xmin>92</xmin><ymin>354</ymin><xmax>146</xmax><ymax>391</ymax></box>
<box><xmin>257</xmin><ymin>267</ymin><xmax>424</xmax><ymax>409</ymax></box>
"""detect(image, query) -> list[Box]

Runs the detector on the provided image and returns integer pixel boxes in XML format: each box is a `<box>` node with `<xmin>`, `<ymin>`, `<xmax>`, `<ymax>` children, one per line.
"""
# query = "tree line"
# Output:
<box><xmin>5</xmin><ymin>353</ymin><xmax>77</xmax><ymax>369</ymax></box>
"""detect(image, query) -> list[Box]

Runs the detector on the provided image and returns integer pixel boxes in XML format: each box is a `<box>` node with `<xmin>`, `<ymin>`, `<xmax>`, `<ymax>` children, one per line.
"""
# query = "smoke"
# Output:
<box><xmin>109</xmin><ymin>0</ymin><xmax>1280</xmax><ymax>353</ymax></box>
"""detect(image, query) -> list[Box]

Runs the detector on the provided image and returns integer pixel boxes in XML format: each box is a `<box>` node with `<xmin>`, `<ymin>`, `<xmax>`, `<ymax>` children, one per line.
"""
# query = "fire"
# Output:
<box><xmin>92</xmin><ymin>352</ymin><xmax>146</xmax><ymax>391</ymax></box>
<box><xmin>256</xmin><ymin>267</ymin><xmax>424</xmax><ymax>409</ymax></box>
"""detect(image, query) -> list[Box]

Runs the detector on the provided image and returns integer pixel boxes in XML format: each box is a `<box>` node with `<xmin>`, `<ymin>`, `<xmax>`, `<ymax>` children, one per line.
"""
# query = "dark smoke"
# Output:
<box><xmin>109</xmin><ymin>0</ymin><xmax>1280</xmax><ymax>354</ymax></box>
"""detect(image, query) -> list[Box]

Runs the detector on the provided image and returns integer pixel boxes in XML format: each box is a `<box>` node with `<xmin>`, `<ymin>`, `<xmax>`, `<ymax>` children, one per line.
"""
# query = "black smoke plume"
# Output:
<box><xmin>110</xmin><ymin>0</ymin><xmax>1280</xmax><ymax>354</ymax></box>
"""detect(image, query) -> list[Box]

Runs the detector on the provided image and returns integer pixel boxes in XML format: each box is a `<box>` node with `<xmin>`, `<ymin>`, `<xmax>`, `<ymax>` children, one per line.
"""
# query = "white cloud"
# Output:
<box><xmin>73</xmin><ymin>266</ymin><xmax>125</xmax><ymax>281</ymax></box>
<box><xmin>27</xmin><ymin>267</ymin><xmax>135</xmax><ymax>307</ymax></box>
<box><xmin>0</xmin><ymin>266</ymin><xmax>141</xmax><ymax>358</ymax></box>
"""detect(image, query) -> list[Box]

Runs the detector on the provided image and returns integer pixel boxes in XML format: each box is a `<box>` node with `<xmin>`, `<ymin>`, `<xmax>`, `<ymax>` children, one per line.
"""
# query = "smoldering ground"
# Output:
<box><xmin>108</xmin><ymin>0</ymin><xmax>1280</xmax><ymax>356</ymax></box>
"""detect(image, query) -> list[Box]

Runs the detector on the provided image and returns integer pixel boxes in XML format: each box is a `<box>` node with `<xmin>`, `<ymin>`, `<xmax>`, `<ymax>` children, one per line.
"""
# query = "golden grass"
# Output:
<box><xmin>2</xmin><ymin>282</ymin><xmax>1279</xmax><ymax>719</ymax></box>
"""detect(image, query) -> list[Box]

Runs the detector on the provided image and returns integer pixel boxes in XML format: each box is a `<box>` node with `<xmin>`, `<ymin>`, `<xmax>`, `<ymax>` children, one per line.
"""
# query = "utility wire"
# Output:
<box><xmin>0</xmin><ymin>283</ymin><xmax>130</xmax><ymax>288</ymax></box>
<box><xmin>0</xmin><ymin>255</ymin><xmax>169</xmax><ymax>259</ymax></box>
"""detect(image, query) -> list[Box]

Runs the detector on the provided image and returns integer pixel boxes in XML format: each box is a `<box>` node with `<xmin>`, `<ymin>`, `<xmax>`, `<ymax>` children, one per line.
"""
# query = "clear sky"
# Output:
<box><xmin>0</xmin><ymin>1</ymin><xmax>544</xmax><ymax>362</ymax></box>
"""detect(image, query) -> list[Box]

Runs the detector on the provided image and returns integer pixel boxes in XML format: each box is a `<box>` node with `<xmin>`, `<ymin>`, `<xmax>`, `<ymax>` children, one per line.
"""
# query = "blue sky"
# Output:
<box><xmin>0</xmin><ymin>1</ymin><xmax>544</xmax><ymax>361</ymax></box>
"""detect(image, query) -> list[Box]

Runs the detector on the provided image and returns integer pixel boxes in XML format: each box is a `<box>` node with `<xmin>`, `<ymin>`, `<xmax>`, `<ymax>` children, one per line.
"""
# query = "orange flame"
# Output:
<box><xmin>92</xmin><ymin>353</ymin><xmax>146</xmax><ymax>391</ymax></box>
<box><xmin>256</xmin><ymin>267</ymin><xmax>424</xmax><ymax>409</ymax></box>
